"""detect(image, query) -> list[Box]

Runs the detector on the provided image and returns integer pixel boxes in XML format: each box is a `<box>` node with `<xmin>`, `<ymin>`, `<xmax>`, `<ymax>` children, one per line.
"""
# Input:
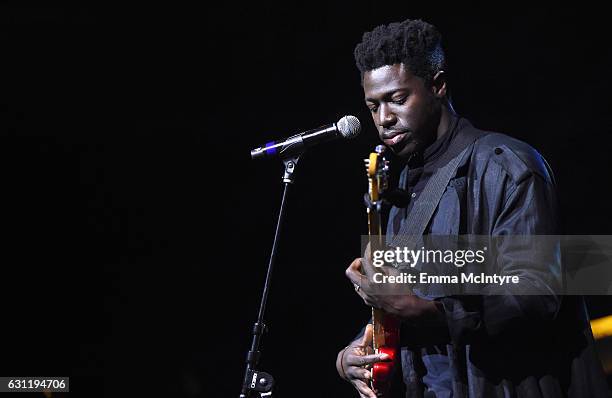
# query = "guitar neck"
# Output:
<box><xmin>367</xmin><ymin>191</ymin><xmax>385</xmax><ymax>350</ymax></box>
<box><xmin>365</xmin><ymin>147</ymin><xmax>390</xmax><ymax>352</ymax></box>
<box><xmin>367</xmin><ymin>173</ymin><xmax>384</xmax><ymax>246</ymax></box>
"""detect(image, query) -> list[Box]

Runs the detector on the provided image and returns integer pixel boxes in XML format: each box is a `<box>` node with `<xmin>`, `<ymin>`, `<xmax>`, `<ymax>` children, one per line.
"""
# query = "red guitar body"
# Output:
<box><xmin>371</xmin><ymin>316</ymin><xmax>400</xmax><ymax>392</ymax></box>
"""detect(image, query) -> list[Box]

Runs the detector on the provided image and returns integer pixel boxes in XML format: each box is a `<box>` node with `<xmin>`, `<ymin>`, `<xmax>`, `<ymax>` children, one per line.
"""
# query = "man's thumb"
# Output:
<box><xmin>361</xmin><ymin>324</ymin><xmax>373</xmax><ymax>347</ymax></box>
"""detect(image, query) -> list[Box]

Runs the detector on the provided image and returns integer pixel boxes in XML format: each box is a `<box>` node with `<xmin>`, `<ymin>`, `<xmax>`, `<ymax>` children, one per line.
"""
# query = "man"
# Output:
<box><xmin>336</xmin><ymin>19</ymin><xmax>609</xmax><ymax>397</ymax></box>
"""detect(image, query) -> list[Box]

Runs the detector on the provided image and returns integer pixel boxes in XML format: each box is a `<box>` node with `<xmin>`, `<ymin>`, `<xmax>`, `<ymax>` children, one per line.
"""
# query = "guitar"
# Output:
<box><xmin>364</xmin><ymin>145</ymin><xmax>400</xmax><ymax>396</ymax></box>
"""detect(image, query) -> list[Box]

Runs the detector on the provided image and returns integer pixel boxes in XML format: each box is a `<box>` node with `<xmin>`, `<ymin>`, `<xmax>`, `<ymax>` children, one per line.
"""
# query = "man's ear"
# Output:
<box><xmin>431</xmin><ymin>71</ymin><xmax>447</xmax><ymax>98</ymax></box>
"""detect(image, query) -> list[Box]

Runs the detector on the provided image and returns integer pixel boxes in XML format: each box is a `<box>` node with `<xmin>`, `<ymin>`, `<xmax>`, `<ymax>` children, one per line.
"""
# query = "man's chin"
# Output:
<box><xmin>390</xmin><ymin>141</ymin><xmax>418</xmax><ymax>158</ymax></box>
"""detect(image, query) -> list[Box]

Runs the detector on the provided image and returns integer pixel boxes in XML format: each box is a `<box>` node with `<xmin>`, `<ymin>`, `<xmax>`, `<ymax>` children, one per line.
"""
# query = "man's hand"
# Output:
<box><xmin>345</xmin><ymin>244</ymin><xmax>443</xmax><ymax>321</ymax></box>
<box><xmin>337</xmin><ymin>324</ymin><xmax>389</xmax><ymax>398</ymax></box>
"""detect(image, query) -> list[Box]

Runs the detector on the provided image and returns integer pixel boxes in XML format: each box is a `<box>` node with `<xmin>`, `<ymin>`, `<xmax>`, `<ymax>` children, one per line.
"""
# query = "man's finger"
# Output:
<box><xmin>346</xmin><ymin>352</ymin><xmax>391</xmax><ymax>367</ymax></box>
<box><xmin>361</xmin><ymin>243</ymin><xmax>377</xmax><ymax>279</ymax></box>
<box><xmin>363</xmin><ymin>296</ymin><xmax>377</xmax><ymax>307</ymax></box>
<box><xmin>346</xmin><ymin>259</ymin><xmax>377</xmax><ymax>303</ymax></box>
<box><xmin>360</xmin><ymin>324</ymin><xmax>373</xmax><ymax>348</ymax></box>
<box><xmin>346</xmin><ymin>258</ymin><xmax>361</xmax><ymax>277</ymax></box>
<box><xmin>345</xmin><ymin>364</ymin><xmax>371</xmax><ymax>380</ymax></box>
<box><xmin>346</xmin><ymin>258</ymin><xmax>363</xmax><ymax>282</ymax></box>
<box><xmin>353</xmin><ymin>379</ymin><xmax>377</xmax><ymax>398</ymax></box>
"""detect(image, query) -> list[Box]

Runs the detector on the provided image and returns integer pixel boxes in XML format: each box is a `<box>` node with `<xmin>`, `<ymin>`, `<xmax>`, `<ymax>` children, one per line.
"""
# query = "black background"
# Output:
<box><xmin>2</xmin><ymin>3</ymin><xmax>612</xmax><ymax>397</ymax></box>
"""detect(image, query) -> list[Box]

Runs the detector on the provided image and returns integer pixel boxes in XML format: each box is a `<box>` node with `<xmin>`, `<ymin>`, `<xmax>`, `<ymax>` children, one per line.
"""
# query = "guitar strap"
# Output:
<box><xmin>389</xmin><ymin>127</ymin><xmax>489</xmax><ymax>248</ymax></box>
<box><xmin>389</xmin><ymin>147</ymin><xmax>469</xmax><ymax>248</ymax></box>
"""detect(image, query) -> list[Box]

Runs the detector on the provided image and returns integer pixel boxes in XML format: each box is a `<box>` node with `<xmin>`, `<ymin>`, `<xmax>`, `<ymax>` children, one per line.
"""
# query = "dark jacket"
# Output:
<box><xmin>387</xmin><ymin>118</ymin><xmax>610</xmax><ymax>397</ymax></box>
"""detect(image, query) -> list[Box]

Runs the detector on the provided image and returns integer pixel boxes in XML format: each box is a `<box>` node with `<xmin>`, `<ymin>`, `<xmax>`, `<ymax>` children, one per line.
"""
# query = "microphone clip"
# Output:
<box><xmin>282</xmin><ymin>155</ymin><xmax>300</xmax><ymax>184</ymax></box>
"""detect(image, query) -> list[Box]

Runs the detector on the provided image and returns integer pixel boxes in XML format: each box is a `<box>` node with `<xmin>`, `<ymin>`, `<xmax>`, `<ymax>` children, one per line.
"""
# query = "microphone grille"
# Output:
<box><xmin>337</xmin><ymin>115</ymin><xmax>361</xmax><ymax>139</ymax></box>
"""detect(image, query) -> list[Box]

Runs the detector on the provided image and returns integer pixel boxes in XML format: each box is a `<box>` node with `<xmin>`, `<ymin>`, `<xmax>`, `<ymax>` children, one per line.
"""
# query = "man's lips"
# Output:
<box><xmin>382</xmin><ymin>131</ymin><xmax>408</xmax><ymax>146</ymax></box>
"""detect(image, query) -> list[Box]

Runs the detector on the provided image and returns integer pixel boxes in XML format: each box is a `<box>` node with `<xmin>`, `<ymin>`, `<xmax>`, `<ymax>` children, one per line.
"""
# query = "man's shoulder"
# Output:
<box><xmin>469</xmin><ymin>131</ymin><xmax>554</xmax><ymax>185</ymax></box>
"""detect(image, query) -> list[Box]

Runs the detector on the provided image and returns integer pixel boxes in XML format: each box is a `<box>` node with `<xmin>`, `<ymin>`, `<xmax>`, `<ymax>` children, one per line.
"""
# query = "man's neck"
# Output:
<box><xmin>436</xmin><ymin>104</ymin><xmax>455</xmax><ymax>141</ymax></box>
<box><xmin>403</xmin><ymin>103</ymin><xmax>457</xmax><ymax>164</ymax></box>
<box><xmin>406</xmin><ymin>104</ymin><xmax>458</xmax><ymax>166</ymax></box>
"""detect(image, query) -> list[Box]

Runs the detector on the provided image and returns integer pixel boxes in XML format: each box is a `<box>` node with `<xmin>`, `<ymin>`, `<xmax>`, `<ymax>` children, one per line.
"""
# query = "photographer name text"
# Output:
<box><xmin>373</xmin><ymin>272</ymin><xmax>519</xmax><ymax>286</ymax></box>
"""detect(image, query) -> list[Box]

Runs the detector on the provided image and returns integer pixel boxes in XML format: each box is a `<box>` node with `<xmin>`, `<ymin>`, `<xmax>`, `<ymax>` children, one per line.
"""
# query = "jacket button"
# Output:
<box><xmin>494</xmin><ymin>147</ymin><xmax>503</xmax><ymax>155</ymax></box>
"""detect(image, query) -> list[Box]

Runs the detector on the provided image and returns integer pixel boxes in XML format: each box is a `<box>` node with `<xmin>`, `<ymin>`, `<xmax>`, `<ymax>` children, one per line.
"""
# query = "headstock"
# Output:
<box><xmin>364</xmin><ymin>145</ymin><xmax>389</xmax><ymax>243</ymax></box>
<box><xmin>364</xmin><ymin>145</ymin><xmax>389</xmax><ymax>205</ymax></box>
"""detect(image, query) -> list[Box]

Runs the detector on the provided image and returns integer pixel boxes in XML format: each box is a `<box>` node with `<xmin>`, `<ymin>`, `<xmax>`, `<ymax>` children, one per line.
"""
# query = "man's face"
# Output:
<box><xmin>363</xmin><ymin>63</ymin><xmax>441</xmax><ymax>158</ymax></box>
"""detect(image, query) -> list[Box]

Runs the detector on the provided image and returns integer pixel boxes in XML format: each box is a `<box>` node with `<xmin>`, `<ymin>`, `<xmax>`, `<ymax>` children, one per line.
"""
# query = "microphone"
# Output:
<box><xmin>250</xmin><ymin>115</ymin><xmax>361</xmax><ymax>160</ymax></box>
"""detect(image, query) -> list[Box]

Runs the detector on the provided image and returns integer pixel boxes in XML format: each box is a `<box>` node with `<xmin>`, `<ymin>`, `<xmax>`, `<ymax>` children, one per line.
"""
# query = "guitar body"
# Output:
<box><xmin>365</xmin><ymin>146</ymin><xmax>400</xmax><ymax>396</ymax></box>
<box><xmin>372</xmin><ymin>309</ymin><xmax>399</xmax><ymax>391</ymax></box>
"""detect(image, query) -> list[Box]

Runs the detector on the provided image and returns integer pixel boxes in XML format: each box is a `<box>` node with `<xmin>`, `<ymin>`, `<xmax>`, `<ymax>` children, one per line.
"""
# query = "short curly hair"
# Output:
<box><xmin>354</xmin><ymin>19</ymin><xmax>446</xmax><ymax>84</ymax></box>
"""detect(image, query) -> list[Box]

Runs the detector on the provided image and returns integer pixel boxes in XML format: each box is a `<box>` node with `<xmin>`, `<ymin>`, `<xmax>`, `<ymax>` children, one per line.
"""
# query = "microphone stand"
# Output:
<box><xmin>239</xmin><ymin>155</ymin><xmax>300</xmax><ymax>398</ymax></box>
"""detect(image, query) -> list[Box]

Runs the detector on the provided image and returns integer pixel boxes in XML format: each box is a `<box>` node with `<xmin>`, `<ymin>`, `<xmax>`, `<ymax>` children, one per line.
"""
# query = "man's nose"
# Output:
<box><xmin>377</xmin><ymin>104</ymin><xmax>396</xmax><ymax>128</ymax></box>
